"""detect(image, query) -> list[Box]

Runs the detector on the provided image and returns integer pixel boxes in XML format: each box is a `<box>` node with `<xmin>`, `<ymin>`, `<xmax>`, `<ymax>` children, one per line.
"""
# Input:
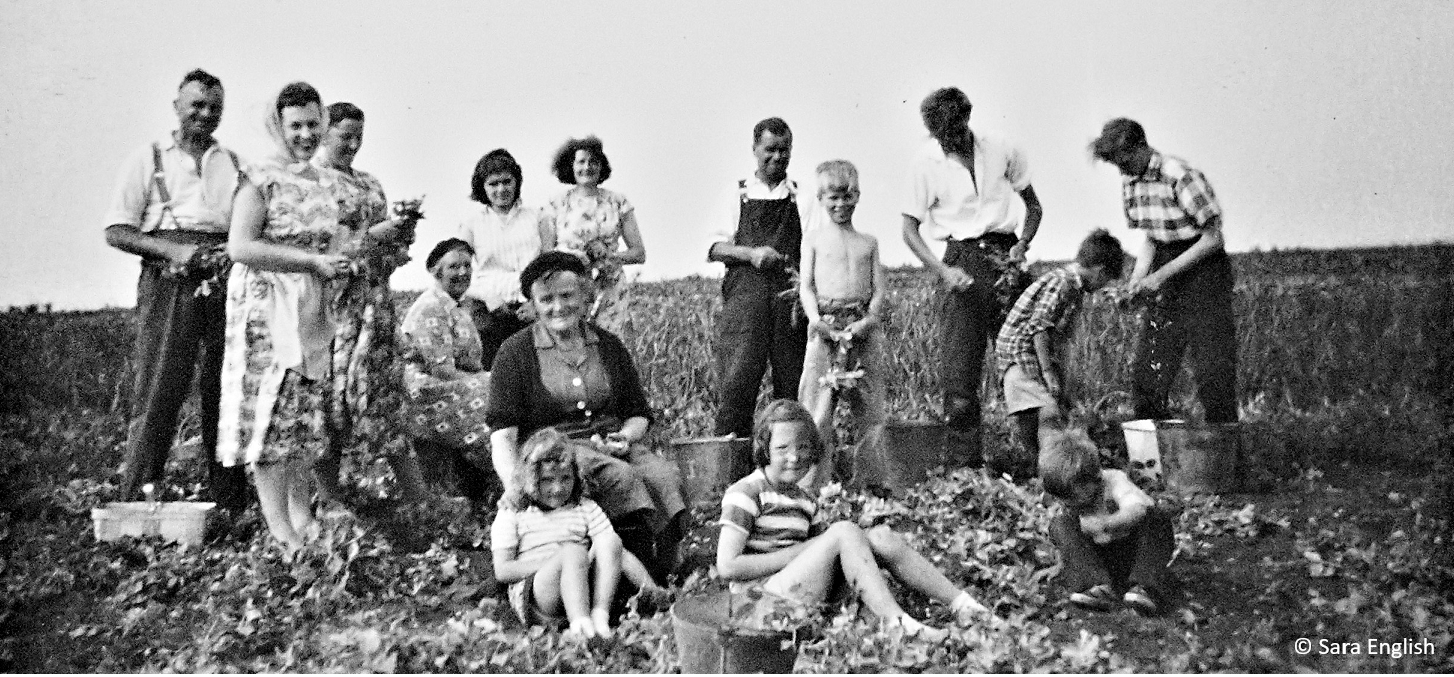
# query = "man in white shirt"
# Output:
<box><xmin>901</xmin><ymin>87</ymin><xmax>1043</xmax><ymax>469</ymax></box>
<box><xmin>103</xmin><ymin>69</ymin><xmax>249</xmax><ymax>516</ymax></box>
<box><xmin>706</xmin><ymin>118</ymin><xmax>811</xmax><ymax>439</ymax></box>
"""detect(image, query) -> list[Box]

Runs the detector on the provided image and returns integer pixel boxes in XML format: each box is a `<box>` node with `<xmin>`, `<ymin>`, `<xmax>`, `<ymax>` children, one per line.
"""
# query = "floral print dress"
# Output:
<box><xmin>545</xmin><ymin>187</ymin><xmax>634</xmax><ymax>334</ymax></box>
<box><xmin>216</xmin><ymin>160</ymin><xmax>342</xmax><ymax>467</ymax></box>
<box><xmin>326</xmin><ymin>166</ymin><xmax>415</xmax><ymax>472</ymax></box>
<box><xmin>399</xmin><ymin>285</ymin><xmax>493</xmax><ymax>449</ymax></box>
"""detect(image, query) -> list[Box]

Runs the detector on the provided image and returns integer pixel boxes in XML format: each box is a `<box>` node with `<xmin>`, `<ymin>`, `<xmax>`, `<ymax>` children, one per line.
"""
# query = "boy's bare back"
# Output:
<box><xmin>806</xmin><ymin>223</ymin><xmax>879</xmax><ymax>302</ymax></box>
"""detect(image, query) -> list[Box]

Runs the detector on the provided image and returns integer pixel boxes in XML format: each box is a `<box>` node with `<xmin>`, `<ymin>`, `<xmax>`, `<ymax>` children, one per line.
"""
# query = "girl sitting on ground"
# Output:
<box><xmin>491</xmin><ymin>428</ymin><xmax>664</xmax><ymax>639</ymax></box>
<box><xmin>715</xmin><ymin>399</ymin><xmax>989</xmax><ymax>640</ymax></box>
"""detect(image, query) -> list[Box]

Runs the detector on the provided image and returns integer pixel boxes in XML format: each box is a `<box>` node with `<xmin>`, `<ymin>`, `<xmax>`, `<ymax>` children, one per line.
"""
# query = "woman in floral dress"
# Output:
<box><xmin>399</xmin><ymin>238</ymin><xmax>498</xmax><ymax>504</ymax></box>
<box><xmin>218</xmin><ymin>82</ymin><xmax>351</xmax><ymax>550</ymax></box>
<box><xmin>542</xmin><ymin>136</ymin><xmax>645</xmax><ymax>336</ymax></box>
<box><xmin>311</xmin><ymin>101</ymin><xmax>427</xmax><ymax>503</ymax></box>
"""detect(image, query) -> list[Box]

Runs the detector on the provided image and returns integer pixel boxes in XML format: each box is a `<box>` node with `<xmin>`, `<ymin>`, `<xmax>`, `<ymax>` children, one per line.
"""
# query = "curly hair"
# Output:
<box><xmin>469</xmin><ymin>148</ymin><xmax>524</xmax><ymax>206</ymax></box>
<box><xmin>550</xmin><ymin>135</ymin><xmax>611</xmax><ymax>185</ymax></box>
<box><xmin>1089</xmin><ymin>117</ymin><xmax>1148</xmax><ymax>162</ymax></box>
<box><xmin>751</xmin><ymin>399</ymin><xmax>824</xmax><ymax>468</ymax></box>
<box><xmin>507</xmin><ymin>427</ymin><xmax>585</xmax><ymax>510</ymax></box>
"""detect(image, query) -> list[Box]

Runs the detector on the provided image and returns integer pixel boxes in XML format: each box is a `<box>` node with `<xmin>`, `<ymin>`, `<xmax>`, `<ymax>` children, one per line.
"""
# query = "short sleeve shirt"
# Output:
<box><xmin>546</xmin><ymin>188</ymin><xmax>633</xmax><ymax>259</ymax></box>
<box><xmin>994</xmin><ymin>267</ymin><xmax>1085</xmax><ymax>383</ymax></box>
<box><xmin>102</xmin><ymin>135</ymin><xmax>243</xmax><ymax>233</ymax></box>
<box><xmin>457</xmin><ymin>203</ymin><xmax>546</xmax><ymax>310</ymax></box>
<box><xmin>490</xmin><ymin>497</ymin><xmax>613</xmax><ymax>562</ymax></box>
<box><xmin>1122</xmin><ymin>152</ymin><xmax>1222</xmax><ymax>243</ymax></box>
<box><xmin>902</xmin><ymin>134</ymin><xmax>1031</xmax><ymax>241</ymax></box>
<box><xmin>719</xmin><ymin>468</ymin><xmax>824</xmax><ymax>553</ymax></box>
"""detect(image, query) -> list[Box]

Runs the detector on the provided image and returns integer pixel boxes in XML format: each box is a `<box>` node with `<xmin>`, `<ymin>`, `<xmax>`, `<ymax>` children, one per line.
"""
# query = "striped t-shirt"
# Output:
<box><xmin>490</xmin><ymin>497</ymin><xmax>613</xmax><ymax>562</ymax></box>
<box><xmin>719</xmin><ymin>468</ymin><xmax>824</xmax><ymax>553</ymax></box>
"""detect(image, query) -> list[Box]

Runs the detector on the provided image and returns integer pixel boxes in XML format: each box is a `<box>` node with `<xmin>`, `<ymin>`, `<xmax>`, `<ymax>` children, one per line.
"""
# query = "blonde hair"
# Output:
<box><xmin>507</xmin><ymin>427</ymin><xmax>585</xmax><ymax>510</ymax></box>
<box><xmin>815</xmin><ymin>160</ymin><xmax>859</xmax><ymax>195</ymax></box>
<box><xmin>1039</xmin><ymin>427</ymin><xmax>1102</xmax><ymax>503</ymax></box>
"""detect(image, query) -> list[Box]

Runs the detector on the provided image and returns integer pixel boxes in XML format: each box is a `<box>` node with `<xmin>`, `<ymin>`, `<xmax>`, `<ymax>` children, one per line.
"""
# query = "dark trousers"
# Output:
<box><xmin>412</xmin><ymin>438</ymin><xmax>499</xmax><ymax>505</ymax></box>
<box><xmin>713</xmin><ymin>275</ymin><xmax>806</xmax><ymax>438</ymax></box>
<box><xmin>121</xmin><ymin>261</ymin><xmax>248</xmax><ymax>510</ymax></box>
<box><xmin>939</xmin><ymin>235</ymin><xmax>1019</xmax><ymax>465</ymax></box>
<box><xmin>1131</xmin><ymin>246</ymin><xmax>1238</xmax><ymax>424</ymax></box>
<box><xmin>1049</xmin><ymin>506</ymin><xmax>1175</xmax><ymax>602</ymax></box>
<box><xmin>465</xmin><ymin>300</ymin><xmax>531</xmax><ymax>371</ymax></box>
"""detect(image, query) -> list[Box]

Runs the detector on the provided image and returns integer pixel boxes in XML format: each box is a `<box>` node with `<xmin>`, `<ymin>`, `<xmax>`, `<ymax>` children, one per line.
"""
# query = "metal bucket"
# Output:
<box><xmin>91</xmin><ymin>501</ymin><xmax>215</xmax><ymax>546</ymax></box>
<box><xmin>882</xmin><ymin>421</ymin><xmax>946</xmax><ymax>491</ymax></box>
<box><xmin>671</xmin><ymin>590</ymin><xmax>797</xmax><ymax>674</ymax></box>
<box><xmin>667</xmin><ymin>437</ymin><xmax>753</xmax><ymax>510</ymax></box>
<box><xmin>1121</xmin><ymin>420</ymin><xmax>1239</xmax><ymax>494</ymax></box>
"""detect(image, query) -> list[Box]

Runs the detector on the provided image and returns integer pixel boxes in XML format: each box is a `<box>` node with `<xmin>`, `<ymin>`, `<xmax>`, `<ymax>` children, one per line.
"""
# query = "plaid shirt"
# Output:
<box><xmin>1122</xmin><ymin>151</ymin><xmax>1222</xmax><ymax>243</ymax></box>
<box><xmin>995</xmin><ymin>267</ymin><xmax>1085</xmax><ymax>385</ymax></box>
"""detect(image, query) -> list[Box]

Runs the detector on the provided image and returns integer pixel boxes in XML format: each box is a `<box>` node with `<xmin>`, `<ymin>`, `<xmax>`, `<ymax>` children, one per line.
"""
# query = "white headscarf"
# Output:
<box><xmin>263</xmin><ymin>82</ymin><xmax>329</xmax><ymax>171</ymax></box>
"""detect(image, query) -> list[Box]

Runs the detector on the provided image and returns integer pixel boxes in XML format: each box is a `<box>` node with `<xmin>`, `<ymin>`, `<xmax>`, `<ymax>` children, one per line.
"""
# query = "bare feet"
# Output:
<box><xmin>892</xmin><ymin>615</ymin><xmax>948</xmax><ymax>643</ymax></box>
<box><xmin>590</xmin><ymin>608</ymin><xmax>613</xmax><ymax>639</ymax></box>
<box><xmin>567</xmin><ymin>617</ymin><xmax>597</xmax><ymax>640</ymax></box>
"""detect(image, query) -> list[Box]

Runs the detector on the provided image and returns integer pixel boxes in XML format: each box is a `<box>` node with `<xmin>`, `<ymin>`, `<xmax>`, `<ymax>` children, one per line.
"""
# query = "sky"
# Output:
<box><xmin>2</xmin><ymin>0</ymin><xmax>1451</xmax><ymax>310</ymax></box>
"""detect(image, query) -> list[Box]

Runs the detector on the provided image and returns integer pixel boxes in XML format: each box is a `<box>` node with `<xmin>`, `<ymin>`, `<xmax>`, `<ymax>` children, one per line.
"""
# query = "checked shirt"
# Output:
<box><xmin>1122</xmin><ymin>151</ymin><xmax>1222</xmax><ymax>243</ymax></box>
<box><xmin>995</xmin><ymin>267</ymin><xmax>1086</xmax><ymax>385</ymax></box>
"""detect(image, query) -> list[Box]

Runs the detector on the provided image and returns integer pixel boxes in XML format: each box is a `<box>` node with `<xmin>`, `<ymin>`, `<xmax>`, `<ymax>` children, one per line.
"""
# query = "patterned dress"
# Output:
<box><xmin>545</xmin><ymin>187</ymin><xmax>634</xmax><ymax>334</ymax></box>
<box><xmin>216</xmin><ymin>160</ymin><xmax>342</xmax><ymax>467</ymax></box>
<box><xmin>326</xmin><ymin>166</ymin><xmax>415</xmax><ymax>472</ymax></box>
<box><xmin>399</xmin><ymin>285</ymin><xmax>493</xmax><ymax>449</ymax></box>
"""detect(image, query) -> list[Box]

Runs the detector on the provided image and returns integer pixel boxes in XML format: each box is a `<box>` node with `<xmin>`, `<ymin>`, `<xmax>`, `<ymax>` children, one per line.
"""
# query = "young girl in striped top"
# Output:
<box><xmin>715</xmin><ymin>399</ymin><xmax>989</xmax><ymax>640</ymax></box>
<box><xmin>492</xmin><ymin>428</ymin><xmax>662</xmax><ymax>638</ymax></box>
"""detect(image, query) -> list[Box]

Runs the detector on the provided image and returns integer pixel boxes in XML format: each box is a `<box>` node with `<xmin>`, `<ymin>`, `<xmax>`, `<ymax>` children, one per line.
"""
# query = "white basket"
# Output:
<box><xmin>91</xmin><ymin>501</ymin><xmax>215</xmax><ymax>546</ymax></box>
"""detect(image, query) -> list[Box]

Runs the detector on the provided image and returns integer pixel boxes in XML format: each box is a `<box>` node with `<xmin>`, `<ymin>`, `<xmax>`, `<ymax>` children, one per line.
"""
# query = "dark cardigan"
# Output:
<box><xmin>484</xmin><ymin>323</ymin><xmax>652</xmax><ymax>440</ymax></box>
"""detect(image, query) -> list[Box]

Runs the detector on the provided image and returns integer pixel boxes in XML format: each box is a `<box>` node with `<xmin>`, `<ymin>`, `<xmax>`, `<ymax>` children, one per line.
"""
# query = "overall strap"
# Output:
<box><xmin>150</xmin><ymin>143</ymin><xmax>182</xmax><ymax>230</ymax></box>
<box><xmin>738</xmin><ymin>179</ymin><xmax>748</xmax><ymax>204</ymax></box>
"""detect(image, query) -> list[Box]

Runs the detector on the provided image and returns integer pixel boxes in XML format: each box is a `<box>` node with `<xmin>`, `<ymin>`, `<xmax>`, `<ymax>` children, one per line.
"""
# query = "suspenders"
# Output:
<box><xmin>146</xmin><ymin>142</ymin><xmax>245</xmax><ymax>230</ymax></box>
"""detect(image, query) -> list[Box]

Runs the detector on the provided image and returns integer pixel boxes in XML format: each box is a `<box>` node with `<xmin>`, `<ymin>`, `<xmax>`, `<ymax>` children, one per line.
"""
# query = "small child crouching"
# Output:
<box><xmin>491</xmin><ymin>428</ymin><xmax>663</xmax><ymax>639</ymax></box>
<box><xmin>1040</xmin><ymin>426</ymin><xmax>1175</xmax><ymax>613</ymax></box>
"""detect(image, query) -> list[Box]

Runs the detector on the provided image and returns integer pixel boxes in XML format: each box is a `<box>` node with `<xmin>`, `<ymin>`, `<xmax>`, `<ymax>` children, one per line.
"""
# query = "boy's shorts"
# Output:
<box><xmin>1003</xmin><ymin>364</ymin><xmax>1057</xmax><ymax>414</ymax></box>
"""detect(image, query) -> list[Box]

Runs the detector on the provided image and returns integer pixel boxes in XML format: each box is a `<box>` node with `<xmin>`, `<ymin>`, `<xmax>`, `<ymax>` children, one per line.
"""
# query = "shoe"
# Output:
<box><xmin>1123</xmin><ymin>585</ymin><xmax>1158</xmax><ymax>614</ymax></box>
<box><xmin>1069</xmin><ymin>584</ymin><xmax>1117</xmax><ymax>612</ymax></box>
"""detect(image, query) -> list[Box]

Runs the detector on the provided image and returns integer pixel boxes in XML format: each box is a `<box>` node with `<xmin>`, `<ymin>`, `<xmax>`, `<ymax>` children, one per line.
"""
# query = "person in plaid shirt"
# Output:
<box><xmin>994</xmin><ymin>229</ymin><xmax>1125</xmax><ymax>479</ymax></box>
<box><xmin>1090</xmin><ymin>118</ymin><xmax>1238</xmax><ymax>424</ymax></box>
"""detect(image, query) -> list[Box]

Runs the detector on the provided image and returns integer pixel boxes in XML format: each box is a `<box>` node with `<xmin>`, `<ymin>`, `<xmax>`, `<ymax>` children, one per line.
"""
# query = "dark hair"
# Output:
<box><xmin>752</xmin><ymin>117</ymin><xmax>792</xmax><ymax>145</ymax></box>
<box><xmin>1090</xmin><ymin>118</ymin><xmax>1148</xmax><ymax>162</ymax></box>
<box><xmin>179</xmin><ymin>68</ymin><xmax>222</xmax><ymax>91</ymax></box>
<box><xmin>1039</xmin><ymin>428</ymin><xmax>1103</xmax><ymax>503</ymax></box>
<box><xmin>751</xmin><ymin>399</ymin><xmax>823</xmax><ymax>468</ymax></box>
<box><xmin>507</xmin><ymin>427</ymin><xmax>585</xmax><ymax>510</ymax></box>
<box><xmin>425</xmin><ymin>238</ymin><xmax>474</xmax><ymax>270</ymax></box>
<box><xmin>920</xmin><ymin>87</ymin><xmax>973</xmax><ymax>142</ymax></box>
<box><xmin>470</xmin><ymin>149</ymin><xmax>524</xmax><ymax>206</ymax></box>
<box><xmin>275</xmin><ymin>82</ymin><xmax>322</xmax><ymax>116</ymax></box>
<box><xmin>1075</xmin><ymin>228</ymin><xmax>1127</xmax><ymax>276</ymax></box>
<box><xmin>551</xmin><ymin>136</ymin><xmax>611</xmax><ymax>185</ymax></box>
<box><xmin>327</xmin><ymin>102</ymin><xmax>364</xmax><ymax>125</ymax></box>
<box><xmin>520</xmin><ymin>251</ymin><xmax>590</xmax><ymax>299</ymax></box>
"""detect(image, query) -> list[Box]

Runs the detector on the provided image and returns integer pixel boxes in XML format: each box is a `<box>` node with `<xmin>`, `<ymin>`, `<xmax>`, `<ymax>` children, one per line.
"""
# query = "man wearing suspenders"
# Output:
<box><xmin>102</xmin><ymin>69</ymin><xmax>249</xmax><ymax>517</ymax></box>
<box><xmin>708</xmin><ymin>118</ymin><xmax>809</xmax><ymax>440</ymax></box>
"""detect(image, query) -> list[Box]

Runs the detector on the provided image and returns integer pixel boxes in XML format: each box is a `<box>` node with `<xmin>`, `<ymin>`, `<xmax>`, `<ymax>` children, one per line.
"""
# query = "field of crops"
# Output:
<box><xmin>1</xmin><ymin>244</ymin><xmax>1451</xmax><ymax>672</ymax></box>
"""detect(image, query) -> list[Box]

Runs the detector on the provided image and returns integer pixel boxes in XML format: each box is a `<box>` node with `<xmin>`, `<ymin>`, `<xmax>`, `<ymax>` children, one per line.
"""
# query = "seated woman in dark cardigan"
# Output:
<box><xmin>485</xmin><ymin>251</ymin><xmax>686</xmax><ymax>582</ymax></box>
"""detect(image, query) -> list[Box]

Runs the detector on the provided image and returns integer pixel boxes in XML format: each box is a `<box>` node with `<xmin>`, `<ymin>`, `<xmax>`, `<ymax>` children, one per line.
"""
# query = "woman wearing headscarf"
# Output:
<box><xmin>217</xmin><ymin>82</ymin><xmax>350</xmax><ymax>550</ymax></box>
<box><xmin>310</xmin><ymin>101</ymin><xmax>427</xmax><ymax>503</ymax></box>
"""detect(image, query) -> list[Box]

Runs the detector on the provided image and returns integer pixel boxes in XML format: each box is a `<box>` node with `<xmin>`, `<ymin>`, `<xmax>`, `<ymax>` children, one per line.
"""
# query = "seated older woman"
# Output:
<box><xmin>486</xmin><ymin>251</ymin><xmax>685</xmax><ymax>582</ymax></box>
<box><xmin>398</xmin><ymin>238</ymin><xmax>500</xmax><ymax>504</ymax></box>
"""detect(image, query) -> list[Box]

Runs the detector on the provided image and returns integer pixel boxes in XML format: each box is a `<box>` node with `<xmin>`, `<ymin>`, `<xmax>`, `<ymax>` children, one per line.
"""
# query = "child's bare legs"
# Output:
<box><xmin>621</xmin><ymin>550</ymin><xmax>661</xmax><ymax>593</ymax></box>
<box><xmin>252</xmin><ymin>461</ymin><xmax>305</xmax><ymax>551</ymax></box>
<box><xmin>764</xmin><ymin>522</ymin><xmax>910</xmax><ymax>623</ymax></box>
<box><xmin>588</xmin><ymin>538</ymin><xmax>623</xmax><ymax>637</ymax></box>
<box><xmin>533</xmin><ymin>542</ymin><xmax>596</xmax><ymax>638</ymax></box>
<box><xmin>864</xmin><ymin>525</ymin><xmax>987</xmax><ymax>618</ymax></box>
